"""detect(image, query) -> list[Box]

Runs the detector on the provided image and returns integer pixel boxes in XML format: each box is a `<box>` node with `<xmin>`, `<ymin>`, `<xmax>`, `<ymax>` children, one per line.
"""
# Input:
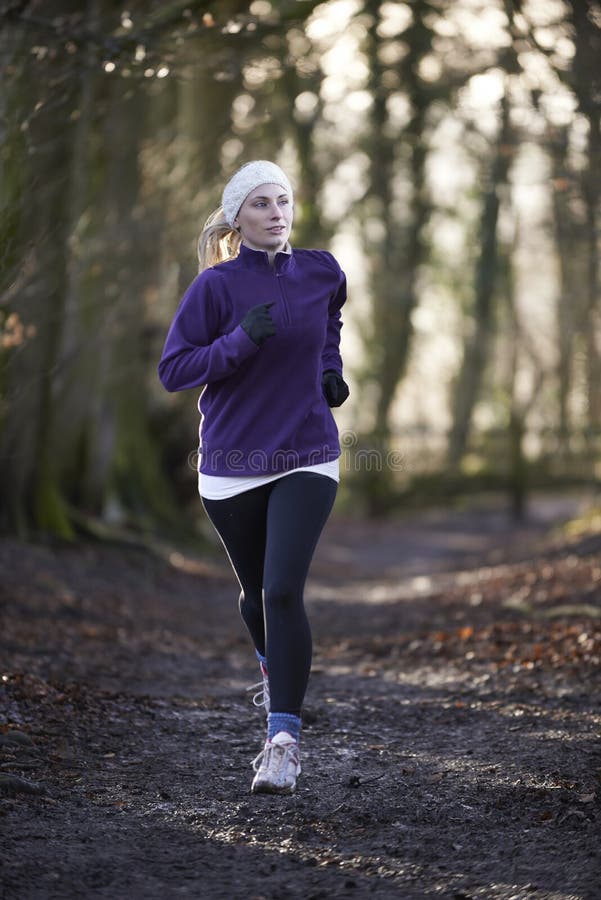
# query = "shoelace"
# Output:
<box><xmin>246</xmin><ymin>676</ymin><xmax>270</xmax><ymax>710</ymax></box>
<box><xmin>252</xmin><ymin>740</ymin><xmax>299</xmax><ymax>773</ymax></box>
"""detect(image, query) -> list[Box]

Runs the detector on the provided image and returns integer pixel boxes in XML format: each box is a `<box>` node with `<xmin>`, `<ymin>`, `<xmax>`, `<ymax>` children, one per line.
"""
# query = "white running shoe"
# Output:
<box><xmin>251</xmin><ymin>731</ymin><xmax>301</xmax><ymax>795</ymax></box>
<box><xmin>247</xmin><ymin>661</ymin><xmax>270</xmax><ymax>715</ymax></box>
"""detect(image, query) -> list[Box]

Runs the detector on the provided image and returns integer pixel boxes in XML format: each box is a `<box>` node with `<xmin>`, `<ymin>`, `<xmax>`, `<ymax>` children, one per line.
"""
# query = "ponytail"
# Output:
<box><xmin>197</xmin><ymin>206</ymin><xmax>241</xmax><ymax>272</ymax></box>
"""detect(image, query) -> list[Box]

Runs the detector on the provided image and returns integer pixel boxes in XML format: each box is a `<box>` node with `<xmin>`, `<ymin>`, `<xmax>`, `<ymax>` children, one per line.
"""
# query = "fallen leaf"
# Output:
<box><xmin>425</xmin><ymin>772</ymin><xmax>444</xmax><ymax>784</ymax></box>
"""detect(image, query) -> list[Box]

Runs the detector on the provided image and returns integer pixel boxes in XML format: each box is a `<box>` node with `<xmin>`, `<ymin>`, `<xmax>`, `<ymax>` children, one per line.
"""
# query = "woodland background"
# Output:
<box><xmin>1</xmin><ymin>6</ymin><xmax>600</xmax><ymax>895</ymax></box>
<box><xmin>1</xmin><ymin>0</ymin><xmax>600</xmax><ymax>538</ymax></box>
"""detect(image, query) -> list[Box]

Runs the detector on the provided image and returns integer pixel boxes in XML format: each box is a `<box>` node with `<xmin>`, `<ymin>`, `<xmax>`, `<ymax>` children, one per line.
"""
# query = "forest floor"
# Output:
<box><xmin>1</xmin><ymin>490</ymin><xmax>600</xmax><ymax>900</ymax></box>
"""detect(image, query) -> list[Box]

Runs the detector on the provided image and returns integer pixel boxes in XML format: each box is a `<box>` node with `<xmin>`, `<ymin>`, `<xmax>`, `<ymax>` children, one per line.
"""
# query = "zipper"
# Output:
<box><xmin>275</xmin><ymin>272</ymin><xmax>291</xmax><ymax>325</ymax></box>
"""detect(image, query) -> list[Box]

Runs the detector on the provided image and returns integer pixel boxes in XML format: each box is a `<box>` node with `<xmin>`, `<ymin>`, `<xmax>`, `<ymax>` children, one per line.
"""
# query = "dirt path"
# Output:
<box><xmin>1</xmin><ymin>493</ymin><xmax>600</xmax><ymax>899</ymax></box>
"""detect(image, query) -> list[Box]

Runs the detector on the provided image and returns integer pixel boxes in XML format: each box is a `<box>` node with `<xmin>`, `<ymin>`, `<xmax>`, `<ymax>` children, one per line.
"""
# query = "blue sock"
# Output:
<box><xmin>255</xmin><ymin>649</ymin><xmax>267</xmax><ymax>668</ymax></box>
<box><xmin>268</xmin><ymin>712</ymin><xmax>301</xmax><ymax>743</ymax></box>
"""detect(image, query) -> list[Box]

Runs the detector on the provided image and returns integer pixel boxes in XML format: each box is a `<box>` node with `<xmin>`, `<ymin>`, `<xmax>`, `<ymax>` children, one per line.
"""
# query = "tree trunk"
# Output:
<box><xmin>567</xmin><ymin>0</ymin><xmax>601</xmax><ymax>435</ymax></box>
<box><xmin>352</xmin><ymin>0</ymin><xmax>433</xmax><ymax>514</ymax></box>
<box><xmin>0</xmin><ymin>13</ymin><xmax>78</xmax><ymax>536</ymax></box>
<box><xmin>582</xmin><ymin>117</ymin><xmax>601</xmax><ymax>433</ymax></box>
<box><xmin>503</xmin><ymin>240</ymin><xmax>527</xmax><ymax>521</ymax></box>
<box><xmin>549</xmin><ymin>125</ymin><xmax>580</xmax><ymax>458</ymax></box>
<box><xmin>280</xmin><ymin>64</ymin><xmax>326</xmax><ymax>248</ymax></box>
<box><xmin>0</xmin><ymin>17</ymin><xmax>33</xmax><ymax>534</ymax></box>
<box><xmin>364</xmin><ymin>0</ymin><xmax>431</xmax><ymax>440</ymax></box>
<box><xmin>447</xmin><ymin>91</ymin><xmax>513</xmax><ymax>468</ymax></box>
<box><xmin>93</xmin><ymin>77</ymin><xmax>181</xmax><ymax>529</ymax></box>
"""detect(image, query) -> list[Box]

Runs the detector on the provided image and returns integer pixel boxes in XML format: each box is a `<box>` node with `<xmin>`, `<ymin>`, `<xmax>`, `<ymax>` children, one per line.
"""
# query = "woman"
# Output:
<box><xmin>158</xmin><ymin>160</ymin><xmax>349</xmax><ymax>794</ymax></box>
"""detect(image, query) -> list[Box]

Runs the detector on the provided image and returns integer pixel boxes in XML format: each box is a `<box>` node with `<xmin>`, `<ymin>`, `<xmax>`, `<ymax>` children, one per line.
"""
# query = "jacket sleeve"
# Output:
<box><xmin>321</xmin><ymin>256</ymin><xmax>347</xmax><ymax>376</ymax></box>
<box><xmin>158</xmin><ymin>272</ymin><xmax>258</xmax><ymax>392</ymax></box>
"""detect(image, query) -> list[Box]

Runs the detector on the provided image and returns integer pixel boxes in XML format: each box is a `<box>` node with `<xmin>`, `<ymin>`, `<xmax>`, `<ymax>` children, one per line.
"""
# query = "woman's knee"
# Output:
<box><xmin>264</xmin><ymin>579</ymin><xmax>302</xmax><ymax>611</ymax></box>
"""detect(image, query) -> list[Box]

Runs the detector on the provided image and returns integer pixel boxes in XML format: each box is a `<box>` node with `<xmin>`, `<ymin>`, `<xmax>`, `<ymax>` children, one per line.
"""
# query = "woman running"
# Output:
<box><xmin>158</xmin><ymin>160</ymin><xmax>349</xmax><ymax>794</ymax></box>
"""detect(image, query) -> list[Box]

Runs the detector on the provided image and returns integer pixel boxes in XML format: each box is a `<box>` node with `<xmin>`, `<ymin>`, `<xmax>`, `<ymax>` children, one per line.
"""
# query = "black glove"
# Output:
<box><xmin>240</xmin><ymin>303</ymin><xmax>276</xmax><ymax>346</ymax></box>
<box><xmin>322</xmin><ymin>370</ymin><xmax>349</xmax><ymax>407</ymax></box>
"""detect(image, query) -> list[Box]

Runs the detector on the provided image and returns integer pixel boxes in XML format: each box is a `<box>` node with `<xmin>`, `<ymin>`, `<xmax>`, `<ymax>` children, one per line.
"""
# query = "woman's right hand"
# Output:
<box><xmin>240</xmin><ymin>303</ymin><xmax>276</xmax><ymax>346</ymax></box>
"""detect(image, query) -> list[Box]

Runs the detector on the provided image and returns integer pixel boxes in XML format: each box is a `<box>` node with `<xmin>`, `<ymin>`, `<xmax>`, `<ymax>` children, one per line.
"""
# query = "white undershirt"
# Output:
<box><xmin>198</xmin><ymin>458</ymin><xmax>340</xmax><ymax>500</ymax></box>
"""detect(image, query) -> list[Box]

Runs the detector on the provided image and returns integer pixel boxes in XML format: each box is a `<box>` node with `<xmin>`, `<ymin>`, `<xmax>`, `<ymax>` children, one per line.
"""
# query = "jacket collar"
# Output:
<box><xmin>237</xmin><ymin>242</ymin><xmax>294</xmax><ymax>274</ymax></box>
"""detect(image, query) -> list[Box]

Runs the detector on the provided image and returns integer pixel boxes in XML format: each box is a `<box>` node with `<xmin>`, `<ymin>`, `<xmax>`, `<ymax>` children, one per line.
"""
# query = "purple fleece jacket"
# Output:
<box><xmin>158</xmin><ymin>243</ymin><xmax>347</xmax><ymax>476</ymax></box>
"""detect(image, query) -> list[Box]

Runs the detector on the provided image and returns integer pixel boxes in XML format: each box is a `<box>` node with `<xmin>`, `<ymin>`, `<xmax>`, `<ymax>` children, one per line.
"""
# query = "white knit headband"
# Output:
<box><xmin>222</xmin><ymin>160</ymin><xmax>294</xmax><ymax>227</ymax></box>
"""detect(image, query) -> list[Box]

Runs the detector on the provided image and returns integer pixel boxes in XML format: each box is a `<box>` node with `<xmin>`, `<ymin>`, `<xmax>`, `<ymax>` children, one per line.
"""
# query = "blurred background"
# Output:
<box><xmin>1</xmin><ymin>0</ymin><xmax>599</xmax><ymax>540</ymax></box>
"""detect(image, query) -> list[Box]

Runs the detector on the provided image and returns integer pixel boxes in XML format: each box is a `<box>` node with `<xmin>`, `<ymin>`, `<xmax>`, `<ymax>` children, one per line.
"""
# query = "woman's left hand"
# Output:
<box><xmin>322</xmin><ymin>370</ymin><xmax>350</xmax><ymax>407</ymax></box>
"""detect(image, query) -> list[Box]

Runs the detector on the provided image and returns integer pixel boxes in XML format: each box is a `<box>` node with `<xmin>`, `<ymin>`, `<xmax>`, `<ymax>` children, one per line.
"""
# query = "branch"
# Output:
<box><xmin>0</xmin><ymin>0</ymin><xmax>324</xmax><ymax>57</ymax></box>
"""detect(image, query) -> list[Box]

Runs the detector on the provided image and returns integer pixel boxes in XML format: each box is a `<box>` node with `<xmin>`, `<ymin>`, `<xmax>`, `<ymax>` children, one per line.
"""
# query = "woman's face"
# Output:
<box><xmin>234</xmin><ymin>183</ymin><xmax>293</xmax><ymax>255</ymax></box>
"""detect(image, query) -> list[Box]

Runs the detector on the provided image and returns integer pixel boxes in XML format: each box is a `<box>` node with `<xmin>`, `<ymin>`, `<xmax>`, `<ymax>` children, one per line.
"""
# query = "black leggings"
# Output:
<box><xmin>202</xmin><ymin>472</ymin><xmax>337</xmax><ymax>716</ymax></box>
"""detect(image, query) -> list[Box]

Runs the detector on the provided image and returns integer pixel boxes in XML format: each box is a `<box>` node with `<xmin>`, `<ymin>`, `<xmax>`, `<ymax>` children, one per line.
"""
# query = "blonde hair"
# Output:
<box><xmin>197</xmin><ymin>207</ymin><xmax>241</xmax><ymax>272</ymax></box>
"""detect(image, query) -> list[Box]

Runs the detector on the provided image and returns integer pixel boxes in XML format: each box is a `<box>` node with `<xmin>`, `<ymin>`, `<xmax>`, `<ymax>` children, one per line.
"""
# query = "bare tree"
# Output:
<box><xmin>567</xmin><ymin>0</ymin><xmax>601</xmax><ymax>435</ymax></box>
<box><xmin>447</xmin><ymin>91</ymin><xmax>514</xmax><ymax>468</ymax></box>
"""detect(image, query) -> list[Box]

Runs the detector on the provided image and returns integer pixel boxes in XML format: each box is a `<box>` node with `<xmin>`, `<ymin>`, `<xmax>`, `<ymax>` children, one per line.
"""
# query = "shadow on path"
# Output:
<box><xmin>1</xmin><ymin>491</ymin><xmax>599</xmax><ymax>899</ymax></box>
